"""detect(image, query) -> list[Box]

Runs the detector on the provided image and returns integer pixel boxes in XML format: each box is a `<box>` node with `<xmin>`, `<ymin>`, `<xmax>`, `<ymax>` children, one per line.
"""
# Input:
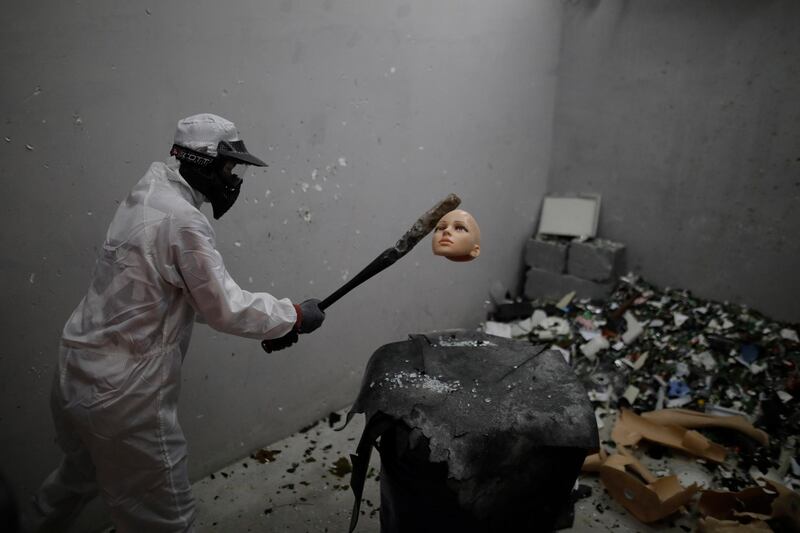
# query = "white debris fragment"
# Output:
<box><xmin>530</xmin><ymin>309</ymin><xmax>547</xmax><ymax>328</ymax></box>
<box><xmin>537</xmin><ymin>317</ymin><xmax>570</xmax><ymax>339</ymax></box>
<box><xmin>777</xmin><ymin>391</ymin><xmax>793</xmax><ymax>403</ymax></box>
<box><xmin>580</xmin><ymin>335</ymin><xmax>609</xmax><ymax>361</ymax></box>
<box><xmin>735</xmin><ymin>356</ymin><xmax>767</xmax><ymax>375</ymax></box>
<box><xmin>556</xmin><ymin>291</ymin><xmax>575</xmax><ymax>310</ymax></box>
<box><xmin>29</xmin><ymin>273</ymin><xmax>36</xmax><ymax>284</ymax></box>
<box><xmin>673</xmin><ymin>312</ymin><xmax>689</xmax><ymax>327</ymax></box>
<box><xmin>655</xmin><ymin>383</ymin><xmax>666</xmax><ymax>410</ymax></box>
<box><xmin>376</xmin><ymin>370</ymin><xmax>461</xmax><ymax>393</ymax></box>
<box><xmin>622</xmin><ymin>351</ymin><xmax>649</xmax><ymax>371</ymax></box>
<box><xmin>338</xmin><ymin>157</ymin><xmax>347</xmax><ymax>167</ymax></box>
<box><xmin>483</xmin><ymin>321</ymin><xmax>512</xmax><ymax>339</ymax></box>
<box><xmin>508</xmin><ymin>318</ymin><xmax>534</xmax><ymax>338</ymax></box>
<box><xmin>704</xmin><ymin>403</ymin><xmax>753</xmax><ymax>421</ymax></box>
<box><xmin>691</xmin><ymin>350</ymin><xmax>717</xmax><ymax>371</ymax></box>
<box><xmin>234</xmin><ymin>241</ymin><xmax>242</xmax><ymax>247</ymax></box>
<box><xmin>675</xmin><ymin>361</ymin><xmax>690</xmax><ymax>377</ymax></box>
<box><xmin>588</xmin><ymin>389</ymin><xmax>610</xmax><ymax>402</ymax></box>
<box><xmin>666</xmin><ymin>396</ymin><xmax>693</xmax><ymax>408</ymax></box>
<box><xmin>623</xmin><ymin>385</ymin><xmax>640</xmax><ymax>405</ymax></box>
<box><xmin>781</xmin><ymin>328</ymin><xmax>799</xmax><ymax>342</ymax></box>
<box><xmin>708</xmin><ymin>318</ymin><xmax>734</xmax><ymax>331</ymax></box>
<box><xmin>436</xmin><ymin>337</ymin><xmax>496</xmax><ymax>348</ymax></box>
<box><xmin>595</xmin><ymin>408</ymin><xmax>606</xmax><ymax>429</ymax></box>
<box><xmin>621</xmin><ymin>312</ymin><xmax>644</xmax><ymax>344</ymax></box>
<box><xmin>579</xmin><ymin>329</ymin><xmax>600</xmax><ymax>341</ymax></box>
<box><xmin>25</xmin><ymin>144</ymin><xmax>34</xmax><ymax>151</ymax></box>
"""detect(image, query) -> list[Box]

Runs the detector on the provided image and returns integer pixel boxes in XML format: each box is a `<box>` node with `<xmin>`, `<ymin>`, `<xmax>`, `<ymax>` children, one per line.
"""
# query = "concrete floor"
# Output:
<box><xmin>183</xmin><ymin>407</ymin><xmax>701</xmax><ymax>533</ymax></box>
<box><xmin>56</xmin><ymin>405</ymin><xmax>709</xmax><ymax>533</ymax></box>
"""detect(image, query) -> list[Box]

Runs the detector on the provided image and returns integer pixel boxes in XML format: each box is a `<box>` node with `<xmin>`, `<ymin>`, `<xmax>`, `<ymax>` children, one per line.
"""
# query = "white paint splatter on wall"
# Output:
<box><xmin>298</xmin><ymin>207</ymin><xmax>312</xmax><ymax>223</ymax></box>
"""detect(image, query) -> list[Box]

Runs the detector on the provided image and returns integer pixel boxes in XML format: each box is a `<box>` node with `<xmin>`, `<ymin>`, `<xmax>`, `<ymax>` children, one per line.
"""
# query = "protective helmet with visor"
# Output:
<box><xmin>170</xmin><ymin>114</ymin><xmax>267</xmax><ymax>219</ymax></box>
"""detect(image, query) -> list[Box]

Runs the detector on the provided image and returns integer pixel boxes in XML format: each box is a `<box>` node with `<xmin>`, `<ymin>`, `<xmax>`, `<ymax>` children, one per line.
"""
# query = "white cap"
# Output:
<box><xmin>173</xmin><ymin>113</ymin><xmax>266</xmax><ymax>166</ymax></box>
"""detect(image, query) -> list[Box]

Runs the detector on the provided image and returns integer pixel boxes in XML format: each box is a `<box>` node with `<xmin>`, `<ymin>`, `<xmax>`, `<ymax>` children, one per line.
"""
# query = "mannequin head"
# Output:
<box><xmin>432</xmin><ymin>209</ymin><xmax>481</xmax><ymax>262</ymax></box>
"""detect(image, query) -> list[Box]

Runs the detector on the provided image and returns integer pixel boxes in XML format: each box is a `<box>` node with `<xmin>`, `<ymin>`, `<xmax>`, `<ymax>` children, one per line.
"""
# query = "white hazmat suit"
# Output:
<box><xmin>34</xmin><ymin>160</ymin><xmax>297</xmax><ymax>532</ymax></box>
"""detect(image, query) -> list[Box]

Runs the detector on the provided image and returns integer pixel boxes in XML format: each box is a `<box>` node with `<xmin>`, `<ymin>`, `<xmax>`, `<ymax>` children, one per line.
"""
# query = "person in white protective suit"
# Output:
<box><xmin>31</xmin><ymin>113</ymin><xmax>325</xmax><ymax>532</ymax></box>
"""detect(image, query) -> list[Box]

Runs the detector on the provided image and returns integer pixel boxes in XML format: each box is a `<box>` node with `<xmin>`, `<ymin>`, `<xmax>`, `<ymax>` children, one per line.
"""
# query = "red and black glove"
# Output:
<box><xmin>294</xmin><ymin>299</ymin><xmax>325</xmax><ymax>333</ymax></box>
<box><xmin>261</xmin><ymin>299</ymin><xmax>325</xmax><ymax>353</ymax></box>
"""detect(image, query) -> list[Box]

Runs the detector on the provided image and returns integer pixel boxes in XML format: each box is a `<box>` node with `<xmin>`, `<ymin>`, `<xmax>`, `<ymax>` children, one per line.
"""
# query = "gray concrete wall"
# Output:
<box><xmin>550</xmin><ymin>0</ymin><xmax>800</xmax><ymax>322</ymax></box>
<box><xmin>0</xmin><ymin>0</ymin><xmax>561</xmax><ymax>524</ymax></box>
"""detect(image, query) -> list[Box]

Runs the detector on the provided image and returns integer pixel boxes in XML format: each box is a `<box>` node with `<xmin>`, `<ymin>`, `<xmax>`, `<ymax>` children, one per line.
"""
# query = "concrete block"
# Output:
<box><xmin>525</xmin><ymin>237</ymin><xmax>569</xmax><ymax>273</ymax></box>
<box><xmin>524</xmin><ymin>267</ymin><xmax>614</xmax><ymax>302</ymax></box>
<box><xmin>567</xmin><ymin>238</ymin><xmax>626</xmax><ymax>282</ymax></box>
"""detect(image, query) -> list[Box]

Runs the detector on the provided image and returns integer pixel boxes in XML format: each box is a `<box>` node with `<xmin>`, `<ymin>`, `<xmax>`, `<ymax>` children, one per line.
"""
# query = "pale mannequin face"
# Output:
<box><xmin>432</xmin><ymin>209</ymin><xmax>481</xmax><ymax>262</ymax></box>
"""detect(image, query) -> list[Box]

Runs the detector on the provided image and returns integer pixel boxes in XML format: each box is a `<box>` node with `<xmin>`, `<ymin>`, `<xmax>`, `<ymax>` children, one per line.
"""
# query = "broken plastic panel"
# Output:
<box><xmin>537</xmin><ymin>195</ymin><xmax>601</xmax><ymax>238</ymax></box>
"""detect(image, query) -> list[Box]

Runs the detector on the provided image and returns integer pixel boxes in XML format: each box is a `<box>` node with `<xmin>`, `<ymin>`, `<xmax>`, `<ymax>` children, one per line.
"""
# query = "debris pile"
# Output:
<box><xmin>483</xmin><ymin>272</ymin><xmax>800</xmax><ymax>528</ymax></box>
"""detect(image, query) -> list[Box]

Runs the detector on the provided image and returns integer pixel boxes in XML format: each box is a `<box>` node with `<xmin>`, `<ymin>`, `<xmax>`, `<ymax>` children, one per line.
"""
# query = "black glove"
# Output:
<box><xmin>296</xmin><ymin>298</ymin><xmax>325</xmax><ymax>334</ymax></box>
<box><xmin>261</xmin><ymin>330</ymin><xmax>298</xmax><ymax>353</ymax></box>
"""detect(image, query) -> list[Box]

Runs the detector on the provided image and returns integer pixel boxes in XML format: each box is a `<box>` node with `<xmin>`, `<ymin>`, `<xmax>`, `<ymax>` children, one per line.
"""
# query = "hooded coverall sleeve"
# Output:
<box><xmin>170</xmin><ymin>221</ymin><xmax>297</xmax><ymax>340</ymax></box>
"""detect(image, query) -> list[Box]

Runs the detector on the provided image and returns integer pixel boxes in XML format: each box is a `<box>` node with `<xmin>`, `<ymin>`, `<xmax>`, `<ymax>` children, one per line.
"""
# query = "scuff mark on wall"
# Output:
<box><xmin>298</xmin><ymin>207</ymin><xmax>312</xmax><ymax>223</ymax></box>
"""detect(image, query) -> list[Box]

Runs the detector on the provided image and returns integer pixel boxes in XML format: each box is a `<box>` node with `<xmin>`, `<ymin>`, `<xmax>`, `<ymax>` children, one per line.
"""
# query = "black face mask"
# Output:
<box><xmin>178</xmin><ymin>160</ymin><xmax>243</xmax><ymax>219</ymax></box>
